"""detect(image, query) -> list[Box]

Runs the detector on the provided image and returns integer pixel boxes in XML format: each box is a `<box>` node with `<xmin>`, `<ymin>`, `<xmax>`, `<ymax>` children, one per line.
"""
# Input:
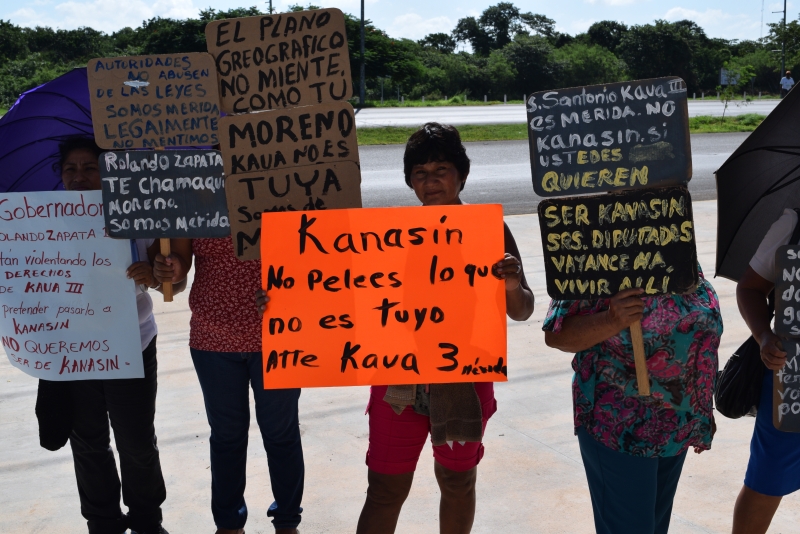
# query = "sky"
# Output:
<box><xmin>0</xmin><ymin>0</ymin><xmax>794</xmax><ymax>43</ymax></box>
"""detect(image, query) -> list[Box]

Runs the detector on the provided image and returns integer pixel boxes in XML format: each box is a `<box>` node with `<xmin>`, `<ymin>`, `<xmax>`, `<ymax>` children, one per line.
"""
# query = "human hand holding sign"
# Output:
<box><xmin>760</xmin><ymin>333</ymin><xmax>787</xmax><ymax>371</ymax></box>
<box><xmin>126</xmin><ymin>261</ymin><xmax>157</xmax><ymax>289</ymax></box>
<box><xmin>605</xmin><ymin>288</ymin><xmax>646</xmax><ymax>332</ymax></box>
<box><xmin>255</xmin><ymin>289</ymin><xmax>270</xmax><ymax>315</ymax></box>
<box><xmin>153</xmin><ymin>253</ymin><xmax>186</xmax><ymax>284</ymax></box>
<box><xmin>493</xmin><ymin>253</ymin><xmax>522</xmax><ymax>290</ymax></box>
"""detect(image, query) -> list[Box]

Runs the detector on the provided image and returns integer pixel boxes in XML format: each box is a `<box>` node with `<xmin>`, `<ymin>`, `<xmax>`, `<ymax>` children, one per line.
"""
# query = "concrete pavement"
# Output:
<box><xmin>360</xmin><ymin>133</ymin><xmax>747</xmax><ymax>215</ymax></box>
<box><xmin>355</xmin><ymin>100</ymin><xmax>779</xmax><ymax>128</ymax></box>
<box><xmin>1</xmin><ymin>200</ymin><xmax>799</xmax><ymax>533</ymax></box>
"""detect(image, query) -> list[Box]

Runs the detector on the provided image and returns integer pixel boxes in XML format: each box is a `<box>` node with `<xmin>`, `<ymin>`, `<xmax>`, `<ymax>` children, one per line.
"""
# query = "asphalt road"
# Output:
<box><xmin>360</xmin><ymin>132</ymin><xmax>748</xmax><ymax>215</ymax></box>
<box><xmin>355</xmin><ymin>101</ymin><xmax>778</xmax><ymax>128</ymax></box>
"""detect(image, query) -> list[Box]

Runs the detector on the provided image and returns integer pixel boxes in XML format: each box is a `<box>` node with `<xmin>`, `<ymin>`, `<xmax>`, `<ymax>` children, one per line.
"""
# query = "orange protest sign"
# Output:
<box><xmin>260</xmin><ymin>204</ymin><xmax>507</xmax><ymax>389</ymax></box>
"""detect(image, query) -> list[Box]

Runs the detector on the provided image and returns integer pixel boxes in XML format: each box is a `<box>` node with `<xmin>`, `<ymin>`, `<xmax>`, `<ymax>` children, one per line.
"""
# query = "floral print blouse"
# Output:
<box><xmin>542</xmin><ymin>268</ymin><xmax>722</xmax><ymax>457</ymax></box>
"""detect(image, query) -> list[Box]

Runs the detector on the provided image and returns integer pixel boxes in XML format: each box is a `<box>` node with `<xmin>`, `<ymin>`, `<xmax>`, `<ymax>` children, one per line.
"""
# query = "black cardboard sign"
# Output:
<box><xmin>775</xmin><ymin>246</ymin><xmax>800</xmax><ymax>338</ymax></box>
<box><xmin>527</xmin><ymin>77</ymin><xmax>691</xmax><ymax>197</ymax></box>
<box><xmin>205</xmin><ymin>8</ymin><xmax>352</xmax><ymax>114</ymax></box>
<box><xmin>100</xmin><ymin>150</ymin><xmax>230</xmax><ymax>238</ymax></box>
<box><xmin>217</xmin><ymin>100</ymin><xmax>359</xmax><ymax>177</ymax></box>
<box><xmin>774</xmin><ymin>339</ymin><xmax>800</xmax><ymax>432</ymax></box>
<box><xmin>226</xmin><ymin>161</ymin><xmax>363</xmax><ymax>260</ymax></box>
<box><xmin>88</xmin><ymin>53</ymin><xmax>220</xmax><ymax>149</ymax></box>
<box><xmin>537</xmin><ymin>185</ymin><xmax>698</xmax><ymax>300</ymax></box>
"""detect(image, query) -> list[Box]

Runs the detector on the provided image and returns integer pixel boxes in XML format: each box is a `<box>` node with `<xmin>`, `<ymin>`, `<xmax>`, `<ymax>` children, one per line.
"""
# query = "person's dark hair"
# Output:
<box><xmin>403</xmin><ymin>123</ymin><xmax>470</xmax><ymax>190</ymax></box>
<box><xmin>53</xmin><ymin>136</ymin><xmax>102</xmax><ymax>173</ymax></box>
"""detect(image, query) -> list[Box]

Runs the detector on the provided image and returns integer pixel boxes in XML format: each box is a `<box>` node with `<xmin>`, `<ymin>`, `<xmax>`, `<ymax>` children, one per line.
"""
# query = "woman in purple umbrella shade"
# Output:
<box><xmin>56</xmin><ymin>136</ymin><xmax>180</xmax><ymax>534</ymax></box>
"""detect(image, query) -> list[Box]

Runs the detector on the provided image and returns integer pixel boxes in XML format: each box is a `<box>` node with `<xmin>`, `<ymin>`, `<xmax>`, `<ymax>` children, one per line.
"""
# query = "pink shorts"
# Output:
<box><xmin>365</xmin><ymin>383</ymin><xmax>497</xmax><ymax>474</ymax></box>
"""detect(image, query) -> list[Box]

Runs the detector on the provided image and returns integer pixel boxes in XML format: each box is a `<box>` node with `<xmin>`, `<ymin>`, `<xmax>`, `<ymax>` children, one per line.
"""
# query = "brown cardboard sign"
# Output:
<box><xmin>227</xmin><ymin>161</ymin><xmax>362</xmax><ymax>260</ymax></box>
<box><xmin>205</xmin><ymin>8</ymin><xmax>352</xmax><ymax>114</ymax></box>
<box><xmin>88</xmin><ymin>53</ymin><xmax>221</xmax><ymax>149</ymax></box>
<box><xmin>218</xmin><ymin>100</ymin><xmax>359</xmax><ymax>176</ymax></box>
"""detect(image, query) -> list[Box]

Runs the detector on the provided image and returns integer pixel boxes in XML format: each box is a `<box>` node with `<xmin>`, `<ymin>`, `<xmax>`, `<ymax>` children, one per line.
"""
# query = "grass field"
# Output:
<box><xmin>357</xmin><ymin>115</ymin><xmax>767</xmax><ymax>145</ymax></box>
<box><xmin>359</xmin><ymin>96</ymin><xmax>524</xmax><ymax>108</ymax></box>
<box><xmin>356</xmin><ymin>95</ymin><xmax>779</xmax><ymax>107</ymax></box>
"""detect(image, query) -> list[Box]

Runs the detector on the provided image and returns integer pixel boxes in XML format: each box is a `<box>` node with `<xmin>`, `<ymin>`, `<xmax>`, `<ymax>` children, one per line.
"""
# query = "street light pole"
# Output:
<box><xmin>360</xmin><ymin>0</ymin><xmax>366</xmax><ymax>107</ymax></box>
<box><xmin>782</xmin><ymin>0</ymin><xmax>787</xmax><ymax>75</ymax></box>
<box><xmin>772</xmin><ymin>0</ymin><xmax>787</xmax><ymax>75</ymax></box>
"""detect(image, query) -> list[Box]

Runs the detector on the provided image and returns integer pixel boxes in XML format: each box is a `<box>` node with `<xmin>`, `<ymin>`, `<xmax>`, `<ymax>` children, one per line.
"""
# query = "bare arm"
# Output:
<box><xmin>737</xmin><ymin>266</ymin><xmax>785</xmax><ymax>370</ymax></box>
<box><xmin>544</xmin><ymin>288</ymin><xmax>645</xmax><ymax>353</ymax></box>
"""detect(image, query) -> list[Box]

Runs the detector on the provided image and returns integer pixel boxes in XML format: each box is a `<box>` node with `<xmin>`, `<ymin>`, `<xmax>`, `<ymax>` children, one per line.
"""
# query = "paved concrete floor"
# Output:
<box><xmin>1</xmin><ymin>200</ymin><xmax>799</xmax><ymax>534</ymax></box>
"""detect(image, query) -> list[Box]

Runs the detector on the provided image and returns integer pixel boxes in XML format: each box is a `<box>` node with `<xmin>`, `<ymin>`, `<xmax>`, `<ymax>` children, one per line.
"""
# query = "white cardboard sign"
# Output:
<box><xmin>0</xmin><ymin>191</ymin><xmax>143</xmax><ymax>380</ymax></box>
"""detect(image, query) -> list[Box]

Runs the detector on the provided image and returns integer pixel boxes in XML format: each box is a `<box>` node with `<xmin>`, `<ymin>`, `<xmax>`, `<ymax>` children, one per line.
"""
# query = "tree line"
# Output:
<box><xmin>0</xmin><ymin>2</ymin><xmax>796</xmax><ymax>108</ymax></box>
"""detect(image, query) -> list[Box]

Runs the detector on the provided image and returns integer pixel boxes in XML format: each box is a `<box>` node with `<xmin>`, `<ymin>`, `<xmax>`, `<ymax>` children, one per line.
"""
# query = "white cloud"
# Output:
<box><xmin>584</xmin><ymin>0</ymin><xmax>646</xmax><ymax>6</ymax></box>
<box><xmin>274</xmin><ymin>0</ymin><xmax>379</xmax><ymax>15</ymax></box>
<box><xmin>9</xmin><ymin>0</ymin><xmax>197</xmax><ymax>32</ymax></box>
<box><xmin>664</xmin><ymin>7</ymin><xmax>761</xmax><ymax>39</ymax></box>
<box><xmin>386</xmin><ymin>13</ymin><xmax>454</xmax><ymax>40</ymax></box>
<box><xmin>559</xmin><ymin>18</ymin><xmax>597</xmax><ymax>35</ymax></box>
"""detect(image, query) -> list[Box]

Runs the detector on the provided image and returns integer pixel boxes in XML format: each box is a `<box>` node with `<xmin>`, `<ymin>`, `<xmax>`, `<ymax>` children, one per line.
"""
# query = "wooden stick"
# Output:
<box><xmin>630</xmin><ymin>320</ymin><xmax>650</xmax><ymax>396</ymax></box>
<box><xmin>152</xmin><ymin>148</ymin><xmax>173</xmax><ymax>303</ymax></box>
<box><xmin>160</xmin><ymin>238</ymin><xmax>173</xmax><ymax>302</ymax></box>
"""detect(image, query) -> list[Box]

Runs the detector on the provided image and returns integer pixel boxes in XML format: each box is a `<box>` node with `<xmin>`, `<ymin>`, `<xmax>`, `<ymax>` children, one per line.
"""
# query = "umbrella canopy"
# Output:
<box><xmin>0</xmin><ymin>68</ymin><xmax>92</xmax><ymax>193</ymax></box>
<box><xmin>716</xmin><ymin>88</ymin><xmax>800</xmax><ymax>281</ymax></box>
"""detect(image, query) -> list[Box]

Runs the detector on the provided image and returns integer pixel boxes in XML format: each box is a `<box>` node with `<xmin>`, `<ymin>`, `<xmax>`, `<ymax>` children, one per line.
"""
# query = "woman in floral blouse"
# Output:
<box><xmin>543</xmin><ymin>270</ymin><xmax>722</xmax><ymax>534</ymax></box>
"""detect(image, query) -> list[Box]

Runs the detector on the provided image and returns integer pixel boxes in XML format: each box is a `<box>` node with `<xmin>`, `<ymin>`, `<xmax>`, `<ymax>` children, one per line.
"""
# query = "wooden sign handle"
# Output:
<box><xmin>630</xmin><ymin>320</ymin><xmax>650</xmax><ymax>396</ymax></box>
<box><xmin>160</xmin><ymin>238</ymin><xmax>173</xmax><ymax>303</ymax></box>
<box><xmin>152</xmin><ymin>148</ymin><xmax>173</xmax><ymax>303</ymax></box>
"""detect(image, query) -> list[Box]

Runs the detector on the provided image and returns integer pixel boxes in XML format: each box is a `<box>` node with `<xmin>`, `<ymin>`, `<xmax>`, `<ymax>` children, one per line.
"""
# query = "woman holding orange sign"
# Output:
<box><xmin>254</xmin><ymin>122</ymin><xmax>534</xmax><ymax>532</ymax></box>
<box><xmin>352</xmin><ymin>123</ymin><xmax>534</xmax><ymax>533</ymax></box>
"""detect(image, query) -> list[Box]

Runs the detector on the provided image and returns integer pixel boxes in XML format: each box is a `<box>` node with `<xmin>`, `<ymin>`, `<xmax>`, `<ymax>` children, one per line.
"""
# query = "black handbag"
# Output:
<box><xmin>715</xmin><ymin>209</ymin><xmax>800</xmax><ymax>419</ymax></box>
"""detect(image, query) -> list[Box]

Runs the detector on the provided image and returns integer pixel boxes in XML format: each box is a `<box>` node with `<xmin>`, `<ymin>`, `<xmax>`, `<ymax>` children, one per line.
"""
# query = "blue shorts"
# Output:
<box><xmin>744</xmin><ymin>368</ymin><xmax>800</xmax><ymax>496</ymax></box>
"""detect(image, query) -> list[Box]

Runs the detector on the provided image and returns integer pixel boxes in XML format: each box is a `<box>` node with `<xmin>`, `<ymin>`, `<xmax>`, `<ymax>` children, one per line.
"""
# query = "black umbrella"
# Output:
<box><xmin>0</xmin><ymin>68</ymin><xmax>93</xmax><ymax>193</ymax></box>
<box><xmin>716</xmin><ymin>88</ymin><xmax>800</xmax><ymax>281</ymax></box>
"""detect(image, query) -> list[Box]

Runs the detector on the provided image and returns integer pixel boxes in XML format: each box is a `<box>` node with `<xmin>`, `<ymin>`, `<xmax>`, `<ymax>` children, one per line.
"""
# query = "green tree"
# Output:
<box><xmin>419</xmin><ymin>33</ymin><xmax>456</xmax><ymax>54</ymax></box>
<box><xmin>0</xmin><ymin>53</ymin><xmax>72</xmax><ymax>107</ymax></box>
<box><xmin>586</xmin><ymin>20</ymin><xmax>628</xmax><ymax>51</ymax></box>
<box><xmin>617</xmin><ymin>21</ymin><xmax>695</xmax><ymax>89</ymax></box>
<box><xmin>554</xmin><ymin>43</ymin><xmax>626</xmax><ymax>87</ymax></box>
<box><xmin>0</xmin><ymin>20</ymin><xmax>28</xmax><ymax>65</ymax></box>
<box><xmin>717</xmin><ymin>60</ymin><xmax>756</xmax><ymax>117</ymax></box>
<box><xmin>500</xmin><ymin>34</ymin><xmax>565</xmax><ymax>95</ymax></box>
<box><xmin>454</xmin><ymin>3</ymin><xmax>554</xmax><ymax>56</ymax></box>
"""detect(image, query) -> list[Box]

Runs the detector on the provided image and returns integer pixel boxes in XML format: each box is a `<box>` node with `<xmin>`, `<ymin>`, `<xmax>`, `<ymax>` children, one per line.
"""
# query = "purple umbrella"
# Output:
<box><xmin>0</xmin><ymin>67</ymin><xmax>93</xmax><ymax>193</ymax></box>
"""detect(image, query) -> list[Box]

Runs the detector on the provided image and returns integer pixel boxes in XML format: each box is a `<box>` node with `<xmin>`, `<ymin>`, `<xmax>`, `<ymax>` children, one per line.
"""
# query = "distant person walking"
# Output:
<box><xmin>780</xmin><ymin>71</ymin><xmax>794</xmax><ymax>98</ymax></box>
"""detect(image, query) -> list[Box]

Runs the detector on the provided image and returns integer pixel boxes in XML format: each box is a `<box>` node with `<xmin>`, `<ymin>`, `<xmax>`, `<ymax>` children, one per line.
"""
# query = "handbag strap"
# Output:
<box><xmin>768</xmin><ymin>208</ymin><xmax>800</xmax><ymax>317</ymax></box>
